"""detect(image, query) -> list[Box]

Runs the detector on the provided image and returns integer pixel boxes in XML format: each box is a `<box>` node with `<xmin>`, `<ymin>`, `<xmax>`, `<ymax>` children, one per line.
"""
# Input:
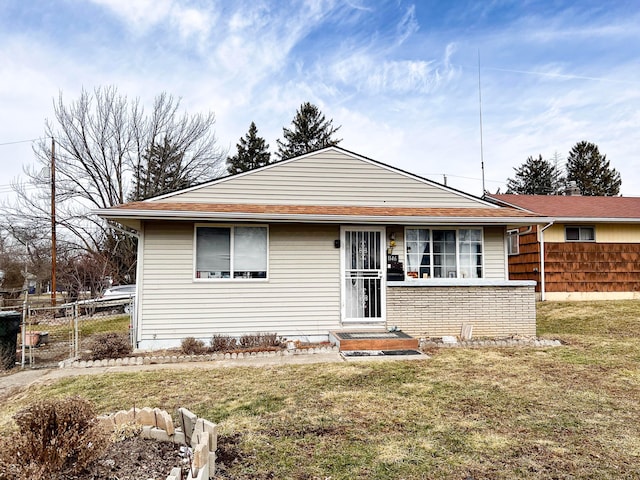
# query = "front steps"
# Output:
<box><xmin>329</xmin><ymin>330</ymin><xmax>419</xmax><ymax>352</ymax></box>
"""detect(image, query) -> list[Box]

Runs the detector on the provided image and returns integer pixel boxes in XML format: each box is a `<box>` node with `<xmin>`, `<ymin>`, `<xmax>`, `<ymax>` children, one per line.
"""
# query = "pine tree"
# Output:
<box><xmin>506</xmin><ymin>155</ymin><xmax>564</xmax><ymax>195</ymax></box>
<box><xmin>130</xmin><ymin>136</ymin><xmax>190</xmax><ymax>201</ymax></box>
<box><xmin>226</xmin><ymin>122</ymin><xmax>271</xmax><ymax>174</ymax></box>
<box><xmin>276</xmin><ymin>102</ymin><xmax>341</xmax><ymax>160</ymax></box>
<box><xmin>566</xmin><ymin>141</ymin><xmax>621</xmax><ymax>196</ymax></box>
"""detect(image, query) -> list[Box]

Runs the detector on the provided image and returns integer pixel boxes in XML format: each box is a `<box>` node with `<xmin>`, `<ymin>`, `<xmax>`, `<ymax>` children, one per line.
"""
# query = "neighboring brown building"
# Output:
<box><xmin>487</xmin><ymin>194</ymin><xmax>640</xmax><ymax>301</ymax></box>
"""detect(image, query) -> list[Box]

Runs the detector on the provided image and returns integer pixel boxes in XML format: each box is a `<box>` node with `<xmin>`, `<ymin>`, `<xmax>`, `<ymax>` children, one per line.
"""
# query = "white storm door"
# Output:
<box><xmin>341</xmin><ymin>227</ymin><xmax>386</xmax><ymax>324</ymax></box>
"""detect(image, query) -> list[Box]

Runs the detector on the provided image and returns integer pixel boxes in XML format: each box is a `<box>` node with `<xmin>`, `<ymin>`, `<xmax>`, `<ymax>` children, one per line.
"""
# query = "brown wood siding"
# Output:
<box><xmin>507</xmin><ymin>226</ymin><xmax>541</xmax><ymax>290</ymax></box>
<box><xmin>544</xmin><ymin>242</ymin><xmax>640</xmax><ymax>292</ymax></box>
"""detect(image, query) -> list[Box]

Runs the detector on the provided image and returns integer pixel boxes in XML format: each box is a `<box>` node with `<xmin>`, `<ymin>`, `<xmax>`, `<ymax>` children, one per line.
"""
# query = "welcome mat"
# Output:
<box><xmin>341</xmin><ymin>349</ymin><xmax>422</xmax><ymax>357</ymax></box>
<box><xmin>334</xmin><ymin>331</ymin><xmax>414</xmax><ymax>340</ymax></box>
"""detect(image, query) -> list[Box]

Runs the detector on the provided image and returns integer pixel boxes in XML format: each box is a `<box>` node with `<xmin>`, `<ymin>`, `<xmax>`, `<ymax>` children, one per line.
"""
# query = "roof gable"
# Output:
<box><xmin>488</xmin><ymin>194</ymin><xmax>640</xmax><ymax>219</ymax></box>
<box><xmin>152</xmin><ymin>146</ymin><xmax>495</xmax><ymax>209</ymax></box>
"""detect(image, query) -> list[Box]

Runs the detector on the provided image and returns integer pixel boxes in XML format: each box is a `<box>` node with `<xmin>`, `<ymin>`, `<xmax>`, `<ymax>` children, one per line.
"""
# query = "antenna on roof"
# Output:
<box><xmin>478</xmin><ymin>49</ymin><xmax>486</xmax><ymax>194</ymax></box>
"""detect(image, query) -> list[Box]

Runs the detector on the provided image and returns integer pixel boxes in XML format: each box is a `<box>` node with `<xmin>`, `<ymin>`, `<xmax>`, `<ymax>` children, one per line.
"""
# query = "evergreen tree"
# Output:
<box><xmin>130</xmin><ymin>136</ymin><xmax>190</xmax><ymax>201</ymax></box>
<box><xmin>566</xmin><ymin>141</ymin><xmax>621</xmax><ymax>196</ymax></box>
<box><xmin>506</xmin><ymin>155</ymin><xmax>564</xmax><ymax>195</ymax></box>
<box><xmin>226</xmin><ymin>122</ymin><xmax>271</xmax><ymax>174</ymax></box>
<box><xmin>276</xmin><ymin>102</ymin><xmax>342</xmax><ymax>160</ymax></box>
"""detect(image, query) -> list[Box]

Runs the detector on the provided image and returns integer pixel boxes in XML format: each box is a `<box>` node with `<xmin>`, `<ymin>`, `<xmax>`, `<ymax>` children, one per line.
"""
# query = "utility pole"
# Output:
<box><xmin>51</xmin><ymin>137</ymin><xmax>57</xmax><ymax>306</ymax></box>
<box><xmin>478</xmin><ymin>49</ymin><xmax>486</xmax><ymax>195</ymax></box>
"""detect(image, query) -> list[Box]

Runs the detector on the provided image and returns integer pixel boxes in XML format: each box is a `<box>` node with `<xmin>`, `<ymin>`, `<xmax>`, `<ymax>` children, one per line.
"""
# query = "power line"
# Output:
<box><xmin>420</xmin><ymin>172</ymin><xmax>504</xmax><ymax>184</ymax></box>
<box><xmin>0</xmin><ymin>138</ymin><xmax>42</xmax><ymax>147</ymax></box>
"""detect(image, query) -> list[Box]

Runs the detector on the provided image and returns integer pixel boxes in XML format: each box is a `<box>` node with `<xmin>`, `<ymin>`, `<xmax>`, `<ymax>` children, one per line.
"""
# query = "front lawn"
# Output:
<box><xmin>2</xmin><ymin>300</ymin><xmax>640</xmax><ymax>479</ymax></box>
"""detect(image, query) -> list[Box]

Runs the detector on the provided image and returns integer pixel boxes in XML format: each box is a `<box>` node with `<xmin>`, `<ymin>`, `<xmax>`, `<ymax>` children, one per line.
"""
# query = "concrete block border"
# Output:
<box><xmin>98</xmin><ymin>406</ymin><xmax>217</xmax><ymax>480</ymax></box>
<box><xmin>60</xmin><ymin>345</ymin><xmax>340</xmax><ymax>369</ymax></box>
<box><xmin>420</xmin><ymin>337</ymin><xmax>562</xmax><ymax>349</ymax></box>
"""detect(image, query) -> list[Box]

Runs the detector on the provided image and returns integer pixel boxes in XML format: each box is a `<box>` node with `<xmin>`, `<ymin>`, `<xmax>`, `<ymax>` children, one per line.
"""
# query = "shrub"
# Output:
<box><xmin>181</xmin><ymin>337</ymin><xmax>206</xmax><ymax>355</ymax></box>
<box><xmin>239</xmin><ymin>332</ymin><xmax>282</xmax><ymax>349</ymax></box>
<box><xmin>210</xmin><ymin>334</ymin><xmax>237</xmax><ymax>352</ymax></box>
<box><xmin>0</xmin><ymin>396</ymin><xmax>107</xmax><ymax>480</ymax></box>
<box><xmin>83</xmin><ymin>332</ymin><xmax>132</xmax><ymax>360</ymax></box>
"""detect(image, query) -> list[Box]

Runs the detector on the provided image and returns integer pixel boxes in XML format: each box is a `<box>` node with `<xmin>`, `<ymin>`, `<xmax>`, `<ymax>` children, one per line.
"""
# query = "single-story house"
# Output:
<box><xmin>99</xmin><ymin>147</ymin><xmax>549</xmax><ymax>349</ymax></box>
<box><xmin>486</xmin><ymin>194</ymin><xmax>640</xmax><ymax>301</ymax></box>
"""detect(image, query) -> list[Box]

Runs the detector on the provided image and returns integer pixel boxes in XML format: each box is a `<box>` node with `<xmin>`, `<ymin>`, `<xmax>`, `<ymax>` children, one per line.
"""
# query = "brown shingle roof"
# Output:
<box><xmin>488</xmin><ymin>194</ymin><xmax>640</xmax><ymax>219</ymax></box>
<box><xmin>110</xmin><ymin>201</ymin><xmax>538</xmax><ymax>219</ymax></box>
<box><xmin>112</xmin><ymin>202</ymin><xmax>535</xmax><ymax>218</ymax></box>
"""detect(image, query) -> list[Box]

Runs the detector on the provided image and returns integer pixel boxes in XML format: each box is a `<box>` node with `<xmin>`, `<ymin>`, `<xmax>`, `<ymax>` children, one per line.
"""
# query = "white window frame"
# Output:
<box><xmin>565</xmin><ymin>225</ymin><xmax>595</xmax><ymax>242</ymax></box>
<box><xmin>507</xmin><ymin>229</ymin><xmax>520</xmax><ymax>255</ymax></box>
<box><xmin>404</xmin><ymin>227</ymin><xmax>485</xmax><ymax>280</ymax></box>
<box><xmin>193</xmin><ymin>223</ymin><xmax>269</xmax><ymax>281</ymax></box>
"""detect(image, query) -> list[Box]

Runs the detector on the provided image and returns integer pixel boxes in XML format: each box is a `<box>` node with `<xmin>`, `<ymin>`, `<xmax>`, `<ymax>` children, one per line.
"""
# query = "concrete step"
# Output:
<box><xmin>330</xmin><ymin>330</ymin><xmax>419</xmax><ymax>352</ymax></box>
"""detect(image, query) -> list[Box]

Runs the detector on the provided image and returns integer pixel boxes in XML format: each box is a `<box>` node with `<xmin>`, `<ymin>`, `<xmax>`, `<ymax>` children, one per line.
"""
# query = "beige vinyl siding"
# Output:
<box><xmin>544</xmin><ymin>223</ymin><xmax>640</xmax><ymax>243</ymax></box>
<box><xmin>140</xmin><ymin>221</ymin><xmax>341</xmax><ymax>342</ymax></box>
<box><xmin>484</xmin><ymin>226</ymin><xmax>507</xmax><ymax>279</ymax></box>
<box><xmin>161</xmin><ymin>150</ymin><xmax>486</xmax><ymax>208</ymax></box>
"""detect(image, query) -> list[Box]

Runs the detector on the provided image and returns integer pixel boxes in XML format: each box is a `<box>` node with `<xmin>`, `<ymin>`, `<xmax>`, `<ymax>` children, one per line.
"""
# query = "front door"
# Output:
<box><xmin>341</xmin><ymin>227</ymin><xmax>386</xmax><ymax>324</ymax></box>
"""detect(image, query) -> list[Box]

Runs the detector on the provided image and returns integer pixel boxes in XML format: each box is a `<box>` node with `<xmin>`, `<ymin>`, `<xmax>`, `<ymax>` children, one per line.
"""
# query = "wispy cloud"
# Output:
<box><xmin>0</xmin><ymin>0</ymin><xmax>639</xmax><ymax>196</ymax></box>
<box><xmin>395</xmin><ymin>4</ymin><xmax>419</xmax><ymax>46</ymax></box>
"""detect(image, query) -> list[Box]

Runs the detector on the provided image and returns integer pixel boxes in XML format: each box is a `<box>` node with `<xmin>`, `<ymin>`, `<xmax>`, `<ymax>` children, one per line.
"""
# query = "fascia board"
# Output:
<box><xmin>97</xmin><ymin>208</ymin><xmax>550</xmax><ymax>225</ymax></box>
<box><xmin>553</xmin><ymin>217</ymin><xmax>640</xmax><ymax>223</ymax></box>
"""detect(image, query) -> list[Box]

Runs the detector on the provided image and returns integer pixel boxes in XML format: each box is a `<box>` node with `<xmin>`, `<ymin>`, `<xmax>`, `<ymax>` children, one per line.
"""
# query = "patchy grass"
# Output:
<box><xmin>78</xmin><ymin>315</ymin><xmax>130</xmax><ymax>337</ymax></box>
<box><xmin>537</xmin><ymin>299</ymin><xmax>640</xmax><ymax>337</ymax></box>
<box><xmin>2</xmin><ymin>301</ymin><xmax>640</xmax><ymax>479</ymax></box>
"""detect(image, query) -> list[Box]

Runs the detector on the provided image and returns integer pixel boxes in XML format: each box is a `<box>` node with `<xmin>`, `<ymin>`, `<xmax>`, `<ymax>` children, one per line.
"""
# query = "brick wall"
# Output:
<box><xmin>386</xmin><ymin>285</ymin><xmax>536</xmax><ymax>337</ymax></box>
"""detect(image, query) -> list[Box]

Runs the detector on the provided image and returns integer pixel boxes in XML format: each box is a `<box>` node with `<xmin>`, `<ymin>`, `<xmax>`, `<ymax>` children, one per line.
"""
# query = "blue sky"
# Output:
<box><xmin>0</xmin><ymin>0</ymin><xmax>639</xmax><ymax>198</ymax></box>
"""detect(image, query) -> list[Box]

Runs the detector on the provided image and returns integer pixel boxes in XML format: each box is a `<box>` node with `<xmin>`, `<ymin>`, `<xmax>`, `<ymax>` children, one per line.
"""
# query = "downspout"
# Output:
<box><xmin>539</xmin><ymin>221</ymin><xmax>554</xmax><ymax>301</ymax></box>
<box><xmin>134</xmin><ymin>226</ymin><xmax>143</xmax><ymax>349</ymax></box>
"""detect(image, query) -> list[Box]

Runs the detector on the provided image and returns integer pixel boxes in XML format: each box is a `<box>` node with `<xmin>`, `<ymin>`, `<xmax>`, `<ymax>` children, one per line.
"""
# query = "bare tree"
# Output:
<box><xmin>1</xmin><ymin>86</ymin><xmax>225</xmax><ymax>284</ymax></box>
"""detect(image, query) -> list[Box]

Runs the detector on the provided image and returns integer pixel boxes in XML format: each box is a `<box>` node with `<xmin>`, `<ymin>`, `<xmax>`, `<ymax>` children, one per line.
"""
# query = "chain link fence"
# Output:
<box><xmin>1</xmin><ymin>296</ymin><xmax>133</xmax><ymax>370</ymax></box>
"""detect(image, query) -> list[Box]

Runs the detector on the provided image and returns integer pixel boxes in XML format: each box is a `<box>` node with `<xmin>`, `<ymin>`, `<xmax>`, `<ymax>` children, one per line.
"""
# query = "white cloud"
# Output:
<box><xmin>88</xmin><ymin>0</ymin><xmax>174</xmax><ymax>32</ymax></box>
<box><xmin>1</xmin><ymin>0</ymin><xmax>639</xmax><ymax>200</ymax></box>
<box><xmin>88</xmin><ymin>0</ymin><xmax>215</xmax><ymax>42</ymax></box>
<box><xmin>172</xmin><ymin>7</ymin><xmax>213</xmax><ymax>42</ymax></box>
<box><xmin>395</xmin><ymin>4</ymin><xmax>419</xmax><ymax>46</ymax></box>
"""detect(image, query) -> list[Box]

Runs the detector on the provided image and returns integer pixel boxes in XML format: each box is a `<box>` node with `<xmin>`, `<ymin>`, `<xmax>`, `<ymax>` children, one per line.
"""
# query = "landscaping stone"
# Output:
<box><xmin>138</xmin><ymin>407</ymin><xmax>155</xmax><ymax>426</ymax></box>
<box><xmin>177</xmin><ymin>407</ymin><xmax>198</xmax><ymax>445</ymax></box>
<box><xmin>97</xmin><ymin>414</ymin><xmax>115</xmax><ymax>430</ymax></box>
<box><xmin>192</xmin><ymin>418</ymin><xmax>218</xmax><ymax>452</ymax></box>
<box><xmin>193</xmin><ymin>442</ymin><xmax>208</xmax><ymax>468</ymax></box>
<box><xmin>149</xmin><ymin>427</ymin><xmax>171</xmax><ymax>442</ymax></box>
<box><xmin>166</xmin><ymin>466</ymin><xmax>182</xmax><ymax>480</ymax></box>
<box><xmin>113</xmin><ymin>410</ymin><xmax>130</xmax><ymax>425</ymax></box>
<box><xmin>141</xmin><ymin>425</ymin><xmax>152</xmax><ymax>439</ymax></box>
<box><xmin>172</xmin><ymin>429</ymin><xmax>186</xmax><ymax>445</ymax></box>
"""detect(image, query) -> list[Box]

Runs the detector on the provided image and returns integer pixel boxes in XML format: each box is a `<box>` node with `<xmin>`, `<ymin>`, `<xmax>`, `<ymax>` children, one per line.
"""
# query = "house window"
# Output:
<box><xmin>195</xmin><ymin>225</ymin><xmax>268</xmax><ymax>279</ymax></box>
<box><xmin>405</xmin><ymin>228</ymin><xmax>483</xmax><ymax>279</ymax></box>
<box><xmin>565</xmin><ymin>226</ymin><xmax>595</xmax><ymax>242</ymax></box>
<box><xmin>507</xmin><ymin>229</ymin><xmax>519</xmax><ymax>255</ymax></box>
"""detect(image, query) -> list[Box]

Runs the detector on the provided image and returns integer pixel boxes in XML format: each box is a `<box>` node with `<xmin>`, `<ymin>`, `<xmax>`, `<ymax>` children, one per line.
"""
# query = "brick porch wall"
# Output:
<box><xmin>386</xmin><ymin>284</ymin><xmax>536</xmax><ymax>338</ymax></box>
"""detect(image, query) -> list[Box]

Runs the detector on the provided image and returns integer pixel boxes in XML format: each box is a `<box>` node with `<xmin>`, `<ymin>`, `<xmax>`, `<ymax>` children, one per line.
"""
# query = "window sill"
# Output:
<box><xmin>193</xmin><ymin>278</ymin><xmax>269</xmax><ymax>283</ymax></box>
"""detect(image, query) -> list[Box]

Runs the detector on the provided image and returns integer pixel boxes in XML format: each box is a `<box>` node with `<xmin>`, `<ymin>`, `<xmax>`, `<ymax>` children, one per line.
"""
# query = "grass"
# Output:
<box><xmin>2</xmin><ymin>301</ymin><xmax>640</xmax><ymax>479</ymax></box>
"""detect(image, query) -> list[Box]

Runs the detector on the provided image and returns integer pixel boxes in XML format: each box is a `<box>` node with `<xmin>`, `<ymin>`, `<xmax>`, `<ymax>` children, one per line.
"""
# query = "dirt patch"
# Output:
<box><xmin>68</xmin><ymin>436</ymin><xmax>185</xmax><ymax>480</ymax></box>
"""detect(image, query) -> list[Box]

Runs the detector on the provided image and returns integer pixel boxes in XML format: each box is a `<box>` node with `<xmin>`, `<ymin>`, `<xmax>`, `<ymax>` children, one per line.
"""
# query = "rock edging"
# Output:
<box><xmin>98</xmin><ymin>406</ymin><xmax>217</xmax><ymax>480</ymax></box>
<box><xmin>420</xmin><ymin>338</ymin><xmax>562</xmax><ymax>348</ymax></box>
<box><xmin>59</xmin><ymin>345</ymin><xmax>340</xmax><ymax>369</ymax></box>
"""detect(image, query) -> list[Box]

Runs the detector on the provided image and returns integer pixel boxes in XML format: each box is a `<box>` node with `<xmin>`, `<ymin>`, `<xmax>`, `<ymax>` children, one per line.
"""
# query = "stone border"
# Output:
<box><xmin>59</xmin><ymin>345</ymin><xmax>340</xmax><ymax>369</ymax></box>
<box><xmin>420</xmin><ymin>338</ymin><xmax>562</xmax><ymax>348</ymax></box>
<box><xmin>98</xmin><ymin>407</ymin><xmax>217</xmax><ymax>480</ymax></box>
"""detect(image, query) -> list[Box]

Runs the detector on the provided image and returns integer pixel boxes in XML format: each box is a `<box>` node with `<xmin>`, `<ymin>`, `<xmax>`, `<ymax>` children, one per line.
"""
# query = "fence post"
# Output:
<box><xmin>21</xmin><ymin>299</ymin><xmax>27</xmax><ymax>369</ymax></box>
<box><xmin>74</xmin><ymin>303</ymin><xmax>79</xmax><ymax>358</ymax></box>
